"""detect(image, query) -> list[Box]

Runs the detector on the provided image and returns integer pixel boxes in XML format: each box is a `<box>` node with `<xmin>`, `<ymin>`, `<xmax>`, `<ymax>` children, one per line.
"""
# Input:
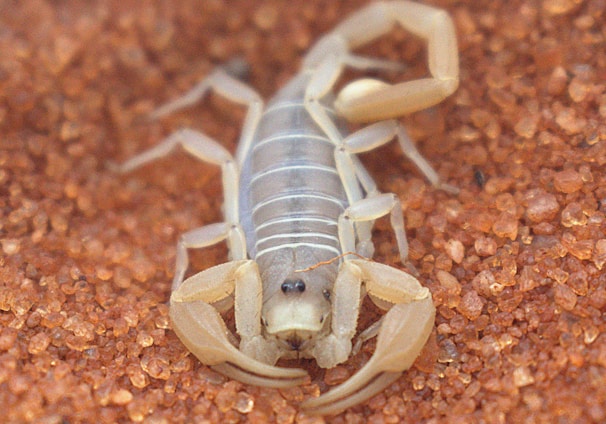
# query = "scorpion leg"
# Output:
<box><xmin>116</xmin><ymin>67</ymin><xmax>264</xmax><ymax>284</ymax></box>
<box><xmin>341</xmin><ymin>120</ymin><xmax>458</xmax><ymax>194</ymax></box>
<box><xmin>334</xmin><ymin>119</ymin><xmax>457</xmax><ymax>258</ymax></box>
<box><xmin>395</xmin><ymin>125</ymin><xmax>459</xmax><ymax>194</ymax></box>
<box><xmin>170</xmin><ymin>222</ymin><xmax>246</xmax><ymax>292</ymax></box>
<box><xmin>302</xmin><ymin>260</ymin><xmax>434</xmax><ymax>415</ymax></box>
<box><xmin>147</xmin><ymin>68</ymin><xmax>263</xmax><ymax>166</ymax></box>
<box><xmin>171</xmin><ymin>260</ymin><xmax>308</xmax><ymax>388</ymax></box>
<box><xmin>116</xmin><ymin>128</ymin><xmax>244</xmax><ymax>287</ymax></box>
<box><xmin>338</xmin><ymin>192</ymin><xmax>409</xmax><ymax>263</ymax></box>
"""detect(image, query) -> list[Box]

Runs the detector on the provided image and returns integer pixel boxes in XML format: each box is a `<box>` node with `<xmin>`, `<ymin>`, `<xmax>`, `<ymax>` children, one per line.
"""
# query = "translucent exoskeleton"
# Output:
<box><xmin>117</xmin><ymin>1</ymin><xmax>459</xmax><ymax>416</ymax></box>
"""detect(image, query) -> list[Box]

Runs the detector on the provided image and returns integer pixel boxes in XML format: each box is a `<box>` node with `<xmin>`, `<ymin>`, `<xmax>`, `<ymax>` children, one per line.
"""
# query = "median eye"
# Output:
<box><xmin>281</xmin><ymin>279</ymin><xmax>306</xmax><ymax>293</ymax></box>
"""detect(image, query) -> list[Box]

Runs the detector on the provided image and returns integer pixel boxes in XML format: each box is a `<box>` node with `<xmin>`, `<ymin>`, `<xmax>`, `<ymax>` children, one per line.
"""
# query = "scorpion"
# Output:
<box><xmin>117</xmin><ymin>1</ymin><xmax>459</xmax><ymax>415</ymax></box>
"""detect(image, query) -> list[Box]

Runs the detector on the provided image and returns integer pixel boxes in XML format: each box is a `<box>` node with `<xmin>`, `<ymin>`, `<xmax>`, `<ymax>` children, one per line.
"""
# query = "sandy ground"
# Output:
<box><xmin>1</xmin><ymin>0</ymin><xmax>605</xmax><ymax>422</ymax></box>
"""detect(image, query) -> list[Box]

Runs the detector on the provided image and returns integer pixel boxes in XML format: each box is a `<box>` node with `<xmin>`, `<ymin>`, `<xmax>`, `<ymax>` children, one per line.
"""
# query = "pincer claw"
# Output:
<box><xmin>302</xmin><ymin>297</ymin><xmax>435</xmax><ymax>415</ymax></box>
<box><xmin>171</xmin><ymin>298</ymin><xmax>308</xmax><ymax>388</ymax></box>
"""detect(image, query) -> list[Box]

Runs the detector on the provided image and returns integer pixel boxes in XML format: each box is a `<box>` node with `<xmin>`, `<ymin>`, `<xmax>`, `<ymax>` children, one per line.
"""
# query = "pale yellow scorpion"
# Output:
<box><xmin>118</xmin><ymin>1</ymin><xmax>459</xmax><ymax>415</ymax></box>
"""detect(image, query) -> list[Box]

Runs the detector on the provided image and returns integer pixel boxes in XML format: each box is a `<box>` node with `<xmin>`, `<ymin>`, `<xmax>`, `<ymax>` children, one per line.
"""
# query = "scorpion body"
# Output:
<box><xmin>243</xmin><ymin>74</ymin><xmax>345</xmax><ymax>264</ymax></box>
<box><xmin>240</xmin><ymin>73</ymin><xmax>346</xmax><ymax>352</ymax></box>
<box><xmin>118</xmin><ymin>1</ymin><xmax>459</xmax><ymax>415</ymax></box>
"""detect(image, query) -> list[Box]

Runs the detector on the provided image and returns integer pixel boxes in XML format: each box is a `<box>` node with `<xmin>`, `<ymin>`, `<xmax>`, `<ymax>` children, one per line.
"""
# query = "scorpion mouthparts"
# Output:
<box><xmin>288</xmin><ymin>335</ymin><xmax>303</xmax><ymax>351</ymax></box>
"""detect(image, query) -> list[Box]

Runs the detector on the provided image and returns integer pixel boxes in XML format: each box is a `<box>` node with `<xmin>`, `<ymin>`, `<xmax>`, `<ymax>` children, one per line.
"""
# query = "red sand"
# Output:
<box><xmin>1</xmin><ymin>1</ymin><xmax>605</xmax><ymax>422</ymax></box>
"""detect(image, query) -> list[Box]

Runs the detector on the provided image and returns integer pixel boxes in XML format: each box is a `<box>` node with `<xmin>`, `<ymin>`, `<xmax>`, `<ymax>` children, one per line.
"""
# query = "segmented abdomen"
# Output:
<box><xmin>240</xmin><ymin>92</ymin><xmax>347</xmax><ymax>262</ymax></box>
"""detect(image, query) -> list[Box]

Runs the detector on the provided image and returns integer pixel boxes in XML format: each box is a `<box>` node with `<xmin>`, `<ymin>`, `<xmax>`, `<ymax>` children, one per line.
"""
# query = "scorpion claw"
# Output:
<box><xmin>302</xmin><ymin>371</ymin><xmax>401</xmax><ymax>416</ymax></box>
<box><xmin>212</xmin><ymin>362</ymin><xmax>308</xmax><ymax>388</ymax></box>
<box><xmin>302</xmin><ymin>297</ymin><xmax>435</xmax><ymax>415</ymax></box>
<box><xmin>170</xmin><ymin>297</ymin><xmax>308</xmax><ymax>388</ymax></box>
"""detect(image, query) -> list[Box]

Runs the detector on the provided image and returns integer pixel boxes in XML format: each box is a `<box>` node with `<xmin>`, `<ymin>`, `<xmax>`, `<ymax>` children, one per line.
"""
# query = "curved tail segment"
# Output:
<box><xmin>303</xmin><ymin>1</ymin><xmax>459</xmax><ymax>123</ymax></box>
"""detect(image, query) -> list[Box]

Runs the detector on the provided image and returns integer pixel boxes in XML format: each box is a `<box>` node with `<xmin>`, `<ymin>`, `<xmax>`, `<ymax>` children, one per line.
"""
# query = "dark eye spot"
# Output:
<box><xmin>323</xmin><ymin>289</ymin><xmax>331</xmax><ymax>301</ymax></box>
<box><xmin>281</xmin><ymin>279</ymin><xmax>306</xmax><ymax>293</ymax></box>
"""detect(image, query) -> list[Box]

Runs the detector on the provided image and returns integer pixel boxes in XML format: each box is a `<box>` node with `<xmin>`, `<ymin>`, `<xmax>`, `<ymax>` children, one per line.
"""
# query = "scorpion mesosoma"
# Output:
<box><xmin>118</xmin><ymin>1</ymin><xmax>459</xmax><ymax>415</ymax></box>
